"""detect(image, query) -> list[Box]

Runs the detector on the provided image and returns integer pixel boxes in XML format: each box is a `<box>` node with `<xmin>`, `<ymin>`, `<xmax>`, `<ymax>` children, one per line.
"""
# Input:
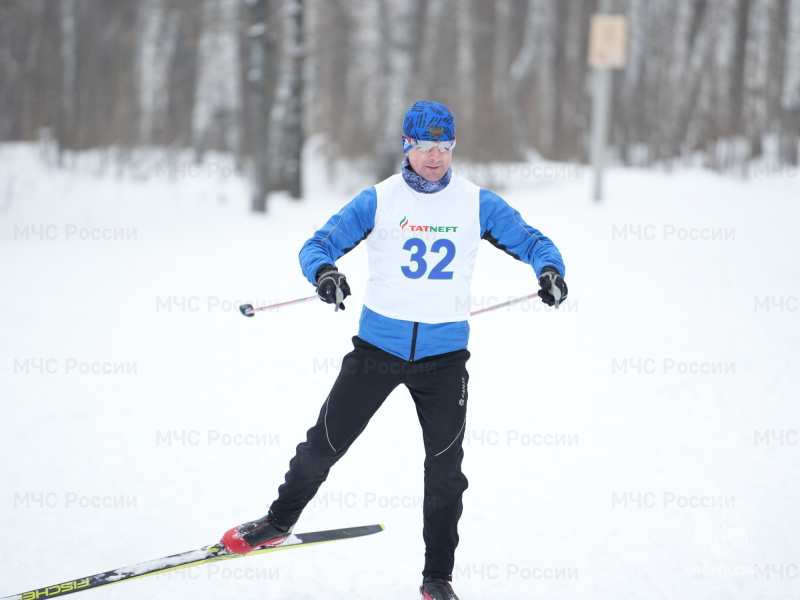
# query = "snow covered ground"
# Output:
<box><xmin>1</xmin><ymin>142</ymin><xmax>799</xmax><ymax>599</ymax></box>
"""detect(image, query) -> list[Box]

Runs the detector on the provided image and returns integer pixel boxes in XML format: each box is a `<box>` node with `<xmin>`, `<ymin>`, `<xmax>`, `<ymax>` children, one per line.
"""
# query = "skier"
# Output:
<box><xmin>221</xmin><ymin>100</ymin><xmax>567</xmax><ymax>600</ymax></box>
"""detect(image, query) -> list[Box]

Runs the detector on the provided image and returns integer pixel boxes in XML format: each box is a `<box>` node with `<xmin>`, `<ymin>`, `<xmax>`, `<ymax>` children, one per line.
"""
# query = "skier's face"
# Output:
<box><xmin>405</xmin><ymin>145</ymin><xmax>452</xmax><ymax>182</ymax></box>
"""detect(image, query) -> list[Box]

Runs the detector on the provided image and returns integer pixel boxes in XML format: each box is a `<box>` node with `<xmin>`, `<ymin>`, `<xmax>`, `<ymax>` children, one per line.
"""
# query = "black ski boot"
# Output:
<box><xmin>420</xmin><ymin>576</ymin><xmax>459</xmax><ymax>600</ymax></box>
<box><xmin>221</xmin><ymin>510</ymin><xmax>294</xmax><ymax>554</ymax></box>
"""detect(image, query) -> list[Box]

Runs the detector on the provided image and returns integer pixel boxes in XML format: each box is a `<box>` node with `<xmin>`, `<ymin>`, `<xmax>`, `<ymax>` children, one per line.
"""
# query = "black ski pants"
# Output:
<box><xmin>270</xmin><ymin>336</ymin><xmax>470</xmax><ymax>580</ymax></box>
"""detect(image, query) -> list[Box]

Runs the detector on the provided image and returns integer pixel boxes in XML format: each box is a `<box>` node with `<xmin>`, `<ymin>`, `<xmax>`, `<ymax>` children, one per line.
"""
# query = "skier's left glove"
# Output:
<box><xmin>537</xmin><ymin>267</ymin><xmax>568</xmax><ymax>308</ymax></box>
<box><xmin>316</xmin><ymin>265</ymin><xmax>350</xmax><ymax>311</ymax></box>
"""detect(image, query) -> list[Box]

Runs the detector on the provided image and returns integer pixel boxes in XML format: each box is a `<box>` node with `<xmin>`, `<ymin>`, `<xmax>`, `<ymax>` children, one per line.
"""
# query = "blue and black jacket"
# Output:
<box><xmin>299</xmin><ymin>187</ymin><xmax>565</xmax><ymax>361</ymax></box>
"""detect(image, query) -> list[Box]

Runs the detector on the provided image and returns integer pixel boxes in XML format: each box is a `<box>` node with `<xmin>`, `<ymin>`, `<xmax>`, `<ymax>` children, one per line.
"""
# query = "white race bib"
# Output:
<box><xmin>363</xmin><ymin>174</ymin><xmax>481</xmax><ymax>323</ymax></box>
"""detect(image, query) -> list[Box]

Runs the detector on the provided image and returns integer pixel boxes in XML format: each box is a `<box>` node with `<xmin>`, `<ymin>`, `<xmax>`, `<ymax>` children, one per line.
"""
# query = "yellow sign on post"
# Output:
<box><xmin>588</xmin><ymin>15</ymin><xmax>628</xmax><ymax>69</ymax></box>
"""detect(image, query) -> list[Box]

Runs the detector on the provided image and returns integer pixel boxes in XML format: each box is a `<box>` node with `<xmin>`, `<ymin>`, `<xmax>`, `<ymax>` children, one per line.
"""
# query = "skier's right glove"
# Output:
<box><xmin>316</xmin><ymin>265</ymin><xmax>350</xmax><ymax>311</ymax></box>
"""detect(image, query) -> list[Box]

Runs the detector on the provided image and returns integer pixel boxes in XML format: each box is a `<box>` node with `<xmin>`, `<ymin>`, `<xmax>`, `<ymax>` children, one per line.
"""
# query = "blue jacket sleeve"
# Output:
<box><xmin>479</xmin><ymin>189</ymin><xmax>565</xmax><ymax>277</ymax></box>
<box><xmin>299</xmin><ymin>188</ymin><xmax>377</xmax><ymax>284</ymax></box>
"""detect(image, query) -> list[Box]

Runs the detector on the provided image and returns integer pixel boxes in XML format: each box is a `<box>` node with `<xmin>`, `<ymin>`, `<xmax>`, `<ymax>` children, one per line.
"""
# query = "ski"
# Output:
<box><xmin>0</xmin><ymin>524</ymin><xmax>385</xmax><ymax>600</ymax></box>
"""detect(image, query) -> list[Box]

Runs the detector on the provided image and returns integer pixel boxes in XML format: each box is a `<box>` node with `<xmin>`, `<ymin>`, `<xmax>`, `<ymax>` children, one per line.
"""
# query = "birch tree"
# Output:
<box><xmin>282</xmin><ymin>0</ymin><xmax>305</xmax><ymax>198</ymax></box>
<box><xmin>376</xmin><ymin>0</ymin><xmax>417</xmax><ymax>181</ymax></box>
<box><xmin>243</xmin><ymin>0</ymin><xmax>277</xmax><ymax>212</ymax></box>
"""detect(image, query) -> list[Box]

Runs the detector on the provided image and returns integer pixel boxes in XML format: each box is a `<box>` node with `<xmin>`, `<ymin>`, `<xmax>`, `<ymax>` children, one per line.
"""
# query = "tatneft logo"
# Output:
<box><xmin>399</xmin><ymin>216</ymin><xmax>459</xmax><ymax>233</ymax></box>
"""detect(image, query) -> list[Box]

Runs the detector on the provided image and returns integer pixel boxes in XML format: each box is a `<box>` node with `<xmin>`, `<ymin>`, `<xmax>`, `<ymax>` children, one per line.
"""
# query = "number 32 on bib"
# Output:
<box><xmin>401</xmin><ymin>238</ymin><xmax>456</xmax><ymax>280</ymax></box>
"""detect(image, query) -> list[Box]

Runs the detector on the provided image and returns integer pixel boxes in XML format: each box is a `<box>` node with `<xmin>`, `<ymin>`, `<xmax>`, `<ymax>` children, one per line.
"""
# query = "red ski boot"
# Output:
<box><xmin>221</xmin><ymin>511</ymin><xmax>294</xmax><ymax>554</ymax></box>
<box><xmin>420</xmin><ymin>576</ymin><xmax>459</xmax><ymax>600</ymax></box>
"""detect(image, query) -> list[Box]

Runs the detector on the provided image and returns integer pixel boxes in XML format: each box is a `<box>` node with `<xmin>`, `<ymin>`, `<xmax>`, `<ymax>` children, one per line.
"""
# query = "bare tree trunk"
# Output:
<box><xmin>138</xmin><ymin>0</ymin><xmax>181</xmax><ymax>148</ymax></box>
<box><xmin>492</xmin><ymin>0</ymin><xmax>512</xmax><ymax>116</ymax></box>
<box><xmin>18</xmin><ymin>2</ymin><xmax>46</xmax><ymax>141</ymax></box>
<box><xmin>418</xmin><ymin>0</ymin><xmax>455</xmax><ymax>104</ymax></box>
<box><xmin>673</xmin><ymin>0</ymin><xmax>712</xmax><ymax>157</ymax></box>
<box><xmin>550</xmin><ymin>0</ymin><xmax>569</xmax><ymax>160</ymax></box>
<box><xmin>39</xmin><ymin>0</ymin><xmax>62</xmax><ymax>153</ymax></box>
<box><xmin>111</xmin><ymin>1</ymin><xmax>140</xmax><ymax>154</ymax></box>
<box><xmin>245</xmin><ymin>0</ymin><xmax>278</xmax><ymax>213</ymax></box>
<box><xmin>190</xmin><ymin>0</ymin><xmax>239</xmax><ymax>161</ymax></box>
<box><xmin>730</xmin><ymin>0</ymin><xmax>751</xmax><ymax>138</ymax></box>
<box><xmin>456</xmin><ymin>0</ymin><xmax>476</xmax><ymax>144</ymax></box>
<box><xmin>471</xmin><ymin>0</ymin><xmax>497</xmax><ymax>163</ymax></box>
<box><xmin>375</xmin><ymin>0</ymin><xmax>416</xmax><ymax>181</ymax></box>
<box><xmin>165</xmin><ymin>0</ymin><xmax>201</xmax><ymax>149</ymax></box>
<box><xmin>509</xmin><ymin>0</ymin><xmax>545</xmax><ymax>158</ymax></box>
<box><xmin>57</xmin><ymin>0</ymin><xmax>77</xmax><ymax>160</ymax></box>
<box><xmin>781</xmin><ymin>0</ymin><xmax>800</xmax><ymax>164</ymax></box>
<box><xmin>744</xmin><ymin>0</ymin><xmax>773</xmax><ymax>164</ymax></box>
<box><xmin>570</xmin><ymin>1</ymin><xmax>593</xmax><ymax>163</ymax></box>
<box><xmin>283</xmin><ymin>0</ymin><xmax>305</xmax><ymax>198</ymax></box>
<box><xmin>315</xmin><ymin>0</ymin><xmax>351</xmax><ymax>171</ymax></box>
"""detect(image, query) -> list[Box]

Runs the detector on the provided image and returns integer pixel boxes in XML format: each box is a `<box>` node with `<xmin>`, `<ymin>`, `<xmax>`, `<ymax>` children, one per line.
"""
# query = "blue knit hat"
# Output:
<box><xmin>402</xmin><ymin>101</ymin><xmax>455</xmax><ymax>152</ymax></box>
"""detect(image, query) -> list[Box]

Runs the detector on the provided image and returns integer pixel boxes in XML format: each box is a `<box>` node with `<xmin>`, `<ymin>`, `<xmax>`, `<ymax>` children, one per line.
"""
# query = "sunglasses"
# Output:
<box><xmin>403</xmin><ymin>135</ymin><xmax>457</xmax><ymax>153</ymax></box>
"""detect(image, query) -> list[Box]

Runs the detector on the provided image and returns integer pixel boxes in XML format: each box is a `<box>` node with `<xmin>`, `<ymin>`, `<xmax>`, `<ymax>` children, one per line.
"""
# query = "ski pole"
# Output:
<box><xmin>239</xmin><ymin>295</ymin><xmax>317</xmax><ymax>317</ymax></box>
<box><xmin>469</xmin><ymin>292</ymin><xmax>542</xmax><ymax>316</ymax></box>
<box><xmin>241</xmin><ymin>291</ymin><xmax>554</xmax><ymax>318</ymax></box>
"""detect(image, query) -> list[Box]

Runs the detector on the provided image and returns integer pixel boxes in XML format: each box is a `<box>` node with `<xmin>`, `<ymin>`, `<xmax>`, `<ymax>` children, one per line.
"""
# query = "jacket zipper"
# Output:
<box><xmin>409</xmin><ymin>322</ymin><xmax>419</xmax><ymax>362</ymax></box>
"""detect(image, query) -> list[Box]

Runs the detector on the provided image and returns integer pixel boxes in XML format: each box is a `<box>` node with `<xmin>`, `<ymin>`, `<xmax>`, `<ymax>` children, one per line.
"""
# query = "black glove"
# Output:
<box><xmin>537</xmin><ymin>267</ymin><xmax>568</xmax><ymax>308</ymax></box>
<box><xmin>315</xmin><ymin>265</ymin><xmax>350</xmax><ymax>311</ymax></box>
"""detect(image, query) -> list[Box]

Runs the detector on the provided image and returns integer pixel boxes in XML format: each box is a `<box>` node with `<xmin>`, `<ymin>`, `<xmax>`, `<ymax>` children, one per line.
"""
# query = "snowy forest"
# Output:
<box><xmin>2</xmin><ymin>0</ymin><xmax>800</xmax><ymax>209</ymax></box>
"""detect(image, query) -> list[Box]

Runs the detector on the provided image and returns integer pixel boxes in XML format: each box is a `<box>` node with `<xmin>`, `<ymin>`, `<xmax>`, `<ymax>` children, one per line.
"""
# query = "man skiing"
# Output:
<box><xmin>221</xmin><ymin>100</ymin><xmax>567</xmax><ymax>600</ymax></box>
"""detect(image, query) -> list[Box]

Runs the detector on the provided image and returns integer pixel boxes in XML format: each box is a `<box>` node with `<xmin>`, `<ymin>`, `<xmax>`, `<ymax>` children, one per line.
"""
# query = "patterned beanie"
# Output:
<box><xmin>402</xmin><ymin>101</ymin><xmax>456</xmax><ymax>152</ymax></box>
